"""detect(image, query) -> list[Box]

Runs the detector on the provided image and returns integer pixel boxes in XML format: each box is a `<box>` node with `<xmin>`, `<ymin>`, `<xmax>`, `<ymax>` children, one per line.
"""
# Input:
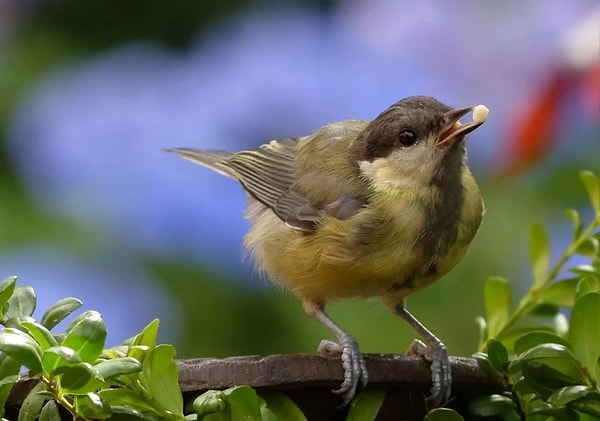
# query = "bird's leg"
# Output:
<box><xmin>394</xmin><ymin>302</ymin><xmax>451</xmax><ymax>406</ymax></box>
<box><xmin>304</xmin><ymin>301</ymin><xmax>368</xmax><ymax>407</ymax></box>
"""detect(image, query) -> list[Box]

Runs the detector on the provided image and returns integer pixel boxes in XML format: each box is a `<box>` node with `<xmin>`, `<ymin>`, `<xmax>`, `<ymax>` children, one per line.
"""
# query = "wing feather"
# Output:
<box><xmin>169</xmin><ymin>133</ymin><xmax>366</xmax><ymax>232</ymax></box>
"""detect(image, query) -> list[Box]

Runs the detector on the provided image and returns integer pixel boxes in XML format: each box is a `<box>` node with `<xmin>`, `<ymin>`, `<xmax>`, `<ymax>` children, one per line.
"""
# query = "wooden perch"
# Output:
<box><xmin>178</xmin><ymin>353</ymin><xmax>502</xmax><ymax>391</ymax></box>
<box><xmin>178</xmin><ymin>353</ymin><xmax>505</xmax><ymax>420</ymax></box>
<box><xmin>7</xmin><ymin>354</ymin><xmax>504</xmax><ymax>420</ymax></box>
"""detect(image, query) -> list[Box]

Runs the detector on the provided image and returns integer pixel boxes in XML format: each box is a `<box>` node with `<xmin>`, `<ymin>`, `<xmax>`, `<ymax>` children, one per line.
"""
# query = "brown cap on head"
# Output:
<box><xmin>351</xmin><ymin>96</ymin><xmax>486</xmax><ymax>163</ymax></box>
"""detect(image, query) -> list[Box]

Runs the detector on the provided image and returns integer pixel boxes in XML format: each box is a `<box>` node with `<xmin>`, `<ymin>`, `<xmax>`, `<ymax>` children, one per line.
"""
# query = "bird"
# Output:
<box><xmin>167</xmin><ymin>95</ymin><xmax>488</xmax><ymax>407</ymax></box>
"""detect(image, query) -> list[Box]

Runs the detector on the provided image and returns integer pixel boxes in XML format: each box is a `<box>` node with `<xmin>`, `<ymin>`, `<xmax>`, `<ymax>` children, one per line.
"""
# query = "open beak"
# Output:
<box><xmin>436</xmin><ymin>105</ymin><xmax>487</xmax><ymax>147</ymax></box>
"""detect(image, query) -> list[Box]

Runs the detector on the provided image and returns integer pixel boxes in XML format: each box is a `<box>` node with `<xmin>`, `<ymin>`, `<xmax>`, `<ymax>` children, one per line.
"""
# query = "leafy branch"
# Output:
<box><xmin>471</xmin><ymin>170</ymin><xmax>600</xmax><ymax>420</ymax></box>
<box><xmin>491</xmin><ymin>172</ymin><xmax>600</xmax><ymax>342</ymax></box>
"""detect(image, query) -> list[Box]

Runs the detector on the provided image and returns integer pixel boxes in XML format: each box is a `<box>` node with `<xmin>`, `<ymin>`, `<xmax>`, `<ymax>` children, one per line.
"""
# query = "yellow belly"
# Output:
<box><xmin>245</xmin><ymin>197</ymin><xmax>480</xmax><ymax>305</ymax></box>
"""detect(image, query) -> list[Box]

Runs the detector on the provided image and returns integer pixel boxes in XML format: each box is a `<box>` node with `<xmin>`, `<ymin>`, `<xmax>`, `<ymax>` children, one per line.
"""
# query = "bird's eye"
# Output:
<box><xmin>398</xmin><ymin>130</ymin><xmax>417</xmax><ymax>146</ymax></box>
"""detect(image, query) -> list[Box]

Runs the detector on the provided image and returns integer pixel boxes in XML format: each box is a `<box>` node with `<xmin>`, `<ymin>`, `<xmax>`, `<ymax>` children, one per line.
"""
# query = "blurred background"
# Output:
<box><xmin>0</xmin><ymin>0</ymin><xmax>598</xmax><ymax>358</ymax></box>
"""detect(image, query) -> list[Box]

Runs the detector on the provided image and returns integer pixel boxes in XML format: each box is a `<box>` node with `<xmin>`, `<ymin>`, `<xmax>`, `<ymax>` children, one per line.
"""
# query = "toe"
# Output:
<box><xmin>428</xmin><ymin>343</ymin><xmax>452</xmax><ymax>406</ymax></box>
<box><xmin>330</xmin><ymin>337</ymin><xmax>368</xmax><ymax>407</ymax></box>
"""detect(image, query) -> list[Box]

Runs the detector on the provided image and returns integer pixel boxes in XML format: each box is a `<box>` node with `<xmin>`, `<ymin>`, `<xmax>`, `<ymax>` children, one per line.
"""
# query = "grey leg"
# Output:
<box><xmin>395</xmin><ymin>304</ymin><xmax>451</xmax><ymax>406</ymax></box>
<box><xmin>311</xmin><ymin>305</ymin><xmax>368</xmax><ymax>407</ymax></box>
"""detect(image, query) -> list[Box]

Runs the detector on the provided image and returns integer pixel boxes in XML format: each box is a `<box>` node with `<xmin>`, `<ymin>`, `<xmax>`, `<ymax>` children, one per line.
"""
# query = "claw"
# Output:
<box><xmin>426</xmin><ymin>341</ymin><xmax>451</xmax><ymax>406</ymax></box>
<box><xmin>396</xmin><ymin>305</ymin><xmax>452</xmax><ymax>407</ymax></box>
<box><xmin>318</xmin><ymin>336</ymin><xmax>368</xmax><ymax>406</ymax></box>
<box><xmin>308</xmin><ymin>304</ymin><xmax>368</xmax><ymax>407</ymax></box>
<box><xmin>405</xmin><ymin>337</ymin><xmax>451</xmax><ymax>405</ymax></box>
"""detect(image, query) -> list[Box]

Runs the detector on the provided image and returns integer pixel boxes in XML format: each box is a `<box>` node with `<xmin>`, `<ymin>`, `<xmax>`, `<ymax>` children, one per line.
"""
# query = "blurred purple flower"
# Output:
<box><xmin>6</xmin><ymin>1</ymin><xmax>597</xmax><ymax>275</ymax></box>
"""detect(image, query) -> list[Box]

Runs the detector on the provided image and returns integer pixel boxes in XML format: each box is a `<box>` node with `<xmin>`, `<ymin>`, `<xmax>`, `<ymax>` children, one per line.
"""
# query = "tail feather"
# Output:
<box><xmin>166</xmin><ymin>148</ymin><xmax>238</xmax><ymax>179</ymax></box>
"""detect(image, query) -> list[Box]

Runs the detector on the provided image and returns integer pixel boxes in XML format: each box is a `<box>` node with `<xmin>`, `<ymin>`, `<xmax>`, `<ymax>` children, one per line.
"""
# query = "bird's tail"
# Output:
<box><xmin>166</xmin><ymin>148</ymin><xmax>238</xmax><ymax>179</ymax></box>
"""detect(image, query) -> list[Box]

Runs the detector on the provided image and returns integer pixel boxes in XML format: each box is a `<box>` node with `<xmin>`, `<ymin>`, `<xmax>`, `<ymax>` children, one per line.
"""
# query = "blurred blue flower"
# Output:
<box><xmin>6</xmin><ymin>1</ymin><xmax>597</xmax><ymax>277</ymax></box>
<box><xmin>0</xmin><ymin>246</ymin><xmax>180</xmax><ymax>346</ymax></box>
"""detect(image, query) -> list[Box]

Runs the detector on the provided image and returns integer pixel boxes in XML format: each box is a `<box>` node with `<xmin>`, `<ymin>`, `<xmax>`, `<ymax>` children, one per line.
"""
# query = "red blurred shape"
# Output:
<box><xmin>501</xmin><ymin>72</ymin><xmax>570</xmax><ymax>175</ymax></box>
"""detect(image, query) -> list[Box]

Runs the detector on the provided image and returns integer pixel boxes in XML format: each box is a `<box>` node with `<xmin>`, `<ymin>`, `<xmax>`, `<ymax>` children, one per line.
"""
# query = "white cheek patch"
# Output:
<box><xmin>358</xmin><ymin>160</ymin><xmax>377</xmax><ymax>179</ymax></box>
<box><xmin>359</xmin><ymin>157</ymin><xmax>430</xmax><ymax>190</ymax></box>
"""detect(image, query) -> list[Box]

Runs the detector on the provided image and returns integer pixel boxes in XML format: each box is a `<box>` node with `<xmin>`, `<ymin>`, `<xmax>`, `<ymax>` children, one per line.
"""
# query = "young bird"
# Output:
<box><xmin>168</xmin><ymin>96</ymin><xmax>487</xmax><ymax>407</ymax></box>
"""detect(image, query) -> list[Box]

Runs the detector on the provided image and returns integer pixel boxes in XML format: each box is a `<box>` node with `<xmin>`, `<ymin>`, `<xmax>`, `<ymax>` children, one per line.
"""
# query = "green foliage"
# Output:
<box><xmin>473</xmin><ymin>171</ymin><xmax>600</xmax><ymax>420</ymax></box>
<box><xmin>0</xmin><ymin>276</ymin><xmax>391</xmax><ymax>420</ymax></box>
<box><xmin>346</xmin><ymin>390</ymin><xmax>386</xmax><ymax>421</ymax></box>
<box><xmin>0</xmin><ymin>277</ymin><xmax>186</xmax><ymax>420</ymax></box>
<box><xmin>191</xmin><ymin>386</ymin><xmax>307</xmax><ymax>421</ymax></box>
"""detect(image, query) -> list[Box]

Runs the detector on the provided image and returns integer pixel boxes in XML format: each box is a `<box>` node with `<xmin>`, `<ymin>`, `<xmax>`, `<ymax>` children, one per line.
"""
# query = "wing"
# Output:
<box><xmin>223</xmin><ymin>138</ymin><xmax>304</xmax><ymax>223</ymax></box>
<box><xmin>165</xmin><ymin>149</ymin><xmax>237</xmax><ymax>178</ymax></box>
<box><xmin>169</xmin><ymin>130</ymin><xmax>367</xmax><ymax>232</ymax></box>
<box><xmin>168</xmin><ymin>139</ymin><xmax>320</xmax><ymax>231</ymax></box>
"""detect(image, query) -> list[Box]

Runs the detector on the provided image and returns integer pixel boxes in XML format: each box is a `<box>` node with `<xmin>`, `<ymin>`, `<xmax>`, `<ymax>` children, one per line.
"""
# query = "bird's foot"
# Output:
<box><xmin>406</xmin><ymin>338</ymin><xmax>451</xmax><ymax>406</ymax></box>
<box><xmin>318</xmin><ymin>337</ymin><xmax>368</xmax><ymax>407</ymax></box>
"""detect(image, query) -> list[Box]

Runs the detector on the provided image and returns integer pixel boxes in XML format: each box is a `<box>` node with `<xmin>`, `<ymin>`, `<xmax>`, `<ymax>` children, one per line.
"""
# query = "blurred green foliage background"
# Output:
<box><xmin>0</xmin><ymin>0</ymin><xmax>598</xmax><ymax>360</ymax></box>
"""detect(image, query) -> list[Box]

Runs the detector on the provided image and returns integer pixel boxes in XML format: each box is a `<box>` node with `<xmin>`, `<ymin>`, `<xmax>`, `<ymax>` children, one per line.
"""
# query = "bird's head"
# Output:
<box><xmin>351</xmin><ymin>96</ymin><xmax>488</xmax><ymax>191</ymax></box>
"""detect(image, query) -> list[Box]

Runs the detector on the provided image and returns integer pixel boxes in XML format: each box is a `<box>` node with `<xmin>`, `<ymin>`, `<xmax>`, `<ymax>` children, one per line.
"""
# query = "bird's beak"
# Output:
<box><xmin>436</xmin><ymin>105</ymin><xmax>488</xmax><ymax>147</ymax></box>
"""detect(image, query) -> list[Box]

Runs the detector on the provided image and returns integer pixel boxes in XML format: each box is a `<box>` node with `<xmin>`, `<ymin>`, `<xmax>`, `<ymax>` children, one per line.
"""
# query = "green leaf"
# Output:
<box><xmin>472</xmin><ymin>352</ymin><xmax>497</xmax><ymax>377</ymax></box>
<box><xmin>576</xmin><ymin>278</ymin><xmax>596</xmax><ymax>299</ymax></box>
<box><xmin>39</xmin><ymin>400</ymin><xmax>61</xmax><ymax>421</ymax></box>
<box><xmin>7</xmin><ymin>286</ymin><xmax>36</xmax><ymax>319</ymax></box>
<box><xmin>572</xmin><ymin>399</ymin><xmax>600</xmax><ymax>418</ymax></box>
<box><xmin>554</xmin><ymin>312</ymin><xmax>570</xmax><ymax>338</ymax></box>
<box><xmin>97</xmin><ymin>389</ymin><xmax>158</xmax><ymax>414</ymax></box>
<box><xmin>569</xmin><ymin>291</ymin><xmax>600</xmax><ymax>381</ymax></box>
<box><xmin>0</xmin><ymin>276</ymin><xmax>17</xmax><ymax>318</ymax></box>
<box><xmin>103</xmin><ymin>345</ymin><xmax>128</xmax><ymax>359</ymax></box>
<box><xmin>0</xmin><ymin>331</ymin><xmax>43</xmax><ymax>374</ymax></box>
<box><xmin>258</xmin><ymin>391</ymin><xmax>306</xmax><ymax>421</ymax></box>
<box><xmin>17</xmin><ymin>382</ymin><xmax>46</xmax><ymax>421</ymax></box>
<box><xmin>192</xmin><ymin>390</ymin><xmax>226</xmax><ymax>417</ymax></box>
<box><xmin>548</xmin><ymin>385</ymin><xmax>600</xmax><ymax>406</ymax></box>
<box><xmin>223</xmin><ymin>386</ymin><xmax>262</xmax><ymax>421</ymax></box>
<box><xmin>484</xmin><ymin>277</ymin><xmax>511</xmax><ymax>339</ymax></box>
<box><xmin>474</xmin><ymin>316</ymin><xmax>486</xmax><ymax>350</ymax></box>
<box><xmin>514</xmin><ymin>331</ymin><xmax>572</xmax><ymax>355</ymax></box>
<box><xmin>529</xmin><ymin>404</ymin><xmax>578</xmax><ymax>418</ymax></box>
<box><xmin>63</xmin><ymin>310</ymin><xmax>107</xmax><ymax>363</ymax></box>
<box><xmin>40</xmin><ymin>297</ymin><xmax>83</xmax><ymax>330</ymax></box>
<box><xmin>74</xmin><ymin>393</ymin><xmax>112</xmax><ymax>419</ymax></box>
<box><xmin>94</xmin><ymin>357</ymin><xmax>142</xmax><ymax>380</ymax></box>
<box><xmin>571</xmin><ymin>265</ymin><xmax>600</xmax><ymax>279</ymax></box>
<box><xmin>469</xmin><ymin>394</ymin><xmax>516</xmax><ymax>417</ymax></box>
<box><xmin>576</xmin><ymin>238</ymin><xmax>600</xmax><ymax>259</ymax></box>
<box><xmin>512</xmin><ymin>376</ymin><xmax>535</xmax><ymax>396</ymax></box>
<box><xmin>109</xmin><ymin>405</ymin><xmax>144</xmax><ymax>418</ymax></box>
<box><xmin>346</xmin><ymin>389</ymin><xmax>386</xmax><ymax>421</ymax></box>
<box><xmin>132</xmin><ymin>319</ymin><xmax>159</xmax><ymax>348</ymax></box>
<box><xmin>21</xmin><ymin>322</ymin><xmax>58</xmax><ymax>351</ymax></box>
<box><xmin>539</xmin><ymin>278</ymin><xmax>580</xmax><ymax>307</ymax></box>
<box><xmin>42</xmin><ymin>345</ymin><xmax>81</xmax><ymax>375</ymax></box>
<box><xmin>580</xmin><ymin>170</ymin><xmax>600</xmax><ymax>215</ymax></box>
<box><xmin>566</xmin><ymin>208</ymin><xmax>583</xmax><ymax>240</ymax></box>
<box><xmin>0</xmin><ymin>353</ymin><xmax>23</xmax><ymax>378</ymax></box>
<box><xmin>140</xmin><ymin>344</ymin><xmax>183</xmax><ymax>416</ymax></box>
<box><xmin>127</xmin><ymin>345</ymin><xmax>149</xmax><ymax>362</ymax></box>
<box><xmin>526</xmin><ymin>302</ymin><xmax>559</xmax><ymax>317</ymax></box>
<box><xmin>515</xmin><ymin>343</ymin><xmax>582</xmax><ymax>369</ymax></box>
<box><xmin>53</xmin><ymin>333</ymin><xmax>65</xmax><ymax>345</ymax></box>
<box><xmin>530</xmin><ymin>223</ymin><xmax>550</xmax><ymax>286</ymax></box>
<box><xmin>498</xmin><ymin>325</ymin><xmax>556</xmax><ymax>354</ymax></box>
<box><xmin>0</xmin><ymin>374</ymin><xmax>18</xmax><ymax>414</ymax></box>
<box><xmin>424</xmin><ymin>408</ymin><xmax>465</xmax><ymax>420</ymax></box>
<box><xmin>513</xmin><ymin>344</ymin><xmax>585</xmax><ymax>399</ymax></box>
<box><xmin>487</xmin><ymin>339</ymin><xmax>509</xmax><ymax>374</ymax></box>
<box><xmin>59</xmin><ymin>362</ymin><xmax>104</xmax><ymax>394</ymax></box>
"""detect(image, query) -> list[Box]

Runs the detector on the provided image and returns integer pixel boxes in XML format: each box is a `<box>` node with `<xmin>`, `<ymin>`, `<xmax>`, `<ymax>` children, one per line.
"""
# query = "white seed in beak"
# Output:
<box><xmin>473</xmin><ymin>105</ymin><xmax>489</xmax><ymax>123</ymax></box>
